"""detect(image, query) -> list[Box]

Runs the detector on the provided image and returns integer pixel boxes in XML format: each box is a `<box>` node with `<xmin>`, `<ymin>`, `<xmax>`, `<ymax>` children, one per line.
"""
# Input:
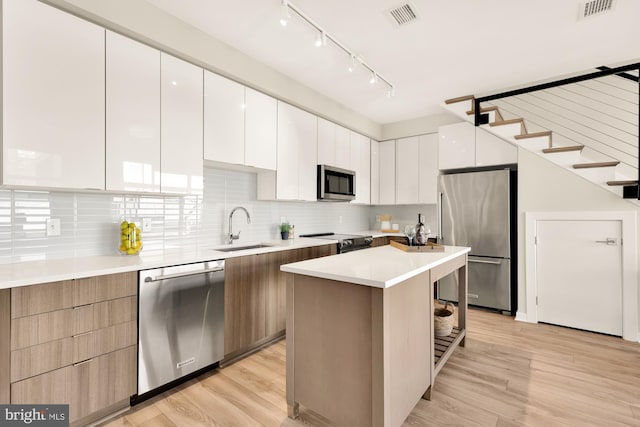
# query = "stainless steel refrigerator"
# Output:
<box><xmin>437</xmin><ymin>169</ymin><xmax>516</xmax><ymax>314</ymax></box>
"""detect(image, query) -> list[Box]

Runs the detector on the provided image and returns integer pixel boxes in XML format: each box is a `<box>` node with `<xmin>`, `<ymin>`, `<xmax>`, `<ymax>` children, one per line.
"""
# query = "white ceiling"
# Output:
<box><xmin>145</xmin><ymin>0</ymin><xmax>640</xmax><ymax>124</ymax></box>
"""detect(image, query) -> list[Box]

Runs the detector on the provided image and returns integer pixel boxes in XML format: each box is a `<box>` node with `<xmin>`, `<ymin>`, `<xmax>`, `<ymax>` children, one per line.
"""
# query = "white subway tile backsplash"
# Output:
<box><xmin>0</xmin><ymin>166</ymin><xmax>375</xmax><ymax>264</ymax></box>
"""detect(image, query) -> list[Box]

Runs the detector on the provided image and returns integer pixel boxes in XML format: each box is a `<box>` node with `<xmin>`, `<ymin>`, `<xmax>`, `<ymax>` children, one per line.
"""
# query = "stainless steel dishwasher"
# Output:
<box><xmin>137</xmin><ymin>260</ymin><xmax>225</xmax><ymax>396</ymax></box>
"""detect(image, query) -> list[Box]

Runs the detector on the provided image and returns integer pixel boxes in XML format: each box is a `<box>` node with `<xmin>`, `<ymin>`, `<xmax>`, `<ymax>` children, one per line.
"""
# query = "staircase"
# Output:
<box><xmin>442</xmin><ymin>64</ymin><xmax>639</xmax><ymax>204</ymax></box>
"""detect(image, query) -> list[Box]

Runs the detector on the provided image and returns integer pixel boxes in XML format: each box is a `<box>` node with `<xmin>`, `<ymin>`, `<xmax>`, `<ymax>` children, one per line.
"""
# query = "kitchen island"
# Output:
<box><xmin>281</xmin><ymin>244</ymin><xmax>470</xmax><ymax>427</ymax></box>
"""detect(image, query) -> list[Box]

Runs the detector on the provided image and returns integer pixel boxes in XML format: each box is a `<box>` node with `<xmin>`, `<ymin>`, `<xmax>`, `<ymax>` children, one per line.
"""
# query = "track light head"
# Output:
<box><xmin>347</xmin><ymin>55</ymin><xmax>355</xmax><ymax>72</ymax></box>
<box><xmin>280</xmin><ymin>0</ymin><xmax>290</xmax><ymax>26</ymax></box>
<box><xmin>369</xmin><ymin>72</ymin><xmax>378</xmax><ymax>84</ymax></box>
<box><xmin>315</xmin><ymin>31</ymin><xmax>327</xmax><ymax>47</ymax></box>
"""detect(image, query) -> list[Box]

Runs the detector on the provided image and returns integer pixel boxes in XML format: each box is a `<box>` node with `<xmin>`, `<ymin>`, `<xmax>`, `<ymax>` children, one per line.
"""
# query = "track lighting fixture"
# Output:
<box><xmin>278</xmin><ymin>0</ymin><xmax>393</xmax><ymax>96</ymax></box>
<box><xmin>279</xmin><ymin>0</ymin><xmax>290</xmax><ymax>27</ymax></box>
<box><xmin>347</xmin><ymin>54</ymin><xmax>355</xmax><ymax>72</ymax></box>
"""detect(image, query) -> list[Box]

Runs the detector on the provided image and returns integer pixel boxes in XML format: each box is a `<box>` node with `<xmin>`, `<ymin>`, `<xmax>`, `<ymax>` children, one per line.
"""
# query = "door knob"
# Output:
<box><xmin>595</xmin><ymin>237</ymin><xmax>617</xmax><ymax>245</ymax></box>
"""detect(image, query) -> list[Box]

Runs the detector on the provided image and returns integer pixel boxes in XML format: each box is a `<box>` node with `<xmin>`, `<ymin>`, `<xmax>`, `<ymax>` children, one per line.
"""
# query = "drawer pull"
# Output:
<box><xmin>73</xmin><ymin>358</ymin><xmax>93</xmax><ymax>367</ymax></box>
<box><xmin>72</xmin><ymin>331</ymin><xmax>93</xmax><ymax>338</ymax></box>
<box><xmin>73</xmin><ymin>303</ymin><xmax>94</xmax><ymax>310</ymax></box>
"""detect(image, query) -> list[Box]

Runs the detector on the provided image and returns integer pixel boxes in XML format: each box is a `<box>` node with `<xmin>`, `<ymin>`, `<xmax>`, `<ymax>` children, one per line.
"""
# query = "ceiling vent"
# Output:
<box><xmin>578</xmin><ymin>0</ymin><xmax>615</xmax><ymax>20</ymax></box>
<box><xmin>386</xmin><ymin>3</ymin><xmax>419</xmax><ymax>28</ymax></box>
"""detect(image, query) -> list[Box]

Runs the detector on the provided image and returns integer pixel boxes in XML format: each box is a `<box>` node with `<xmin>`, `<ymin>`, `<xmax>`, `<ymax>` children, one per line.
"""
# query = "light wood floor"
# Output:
<box><xmin>101</xmin><ymin>309</ymin><xmax>640</xmax><ymax>427</ymax></box>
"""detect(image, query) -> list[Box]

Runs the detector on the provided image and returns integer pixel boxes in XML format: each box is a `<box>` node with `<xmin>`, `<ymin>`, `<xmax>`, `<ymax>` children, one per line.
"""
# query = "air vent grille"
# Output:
<box><xmin>579</xmin><ymin>0</ymin><xmax>614</xmax><ymax>19</ymax></box>
<box><xmin>387</xmin><ymin>3</ymin><xmax>418</xmax><ymax>27</ymax></box>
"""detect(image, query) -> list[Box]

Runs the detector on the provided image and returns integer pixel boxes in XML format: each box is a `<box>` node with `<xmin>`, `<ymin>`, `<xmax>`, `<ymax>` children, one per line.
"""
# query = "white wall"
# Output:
<box><xmin>517</xmin><ymin>148</ymin><xmax>640</xmax><ymax>332</ymax></box>
<box><xmin>41</xmin><ymin>0</ymin><xmax>382</xmax><ymax>141</ymax></box>
<box><xmin>381</xmin><ymin>112</ymin><xmax>460</xmax><ymax>141</ymax></box>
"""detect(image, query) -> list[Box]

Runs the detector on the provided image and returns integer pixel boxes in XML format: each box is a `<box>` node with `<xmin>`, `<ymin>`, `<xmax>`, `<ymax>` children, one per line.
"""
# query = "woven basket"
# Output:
<box><xmin>434</xmin><ymin>302</ymin><xmax>455</xmax><ymax>337</ymax></box>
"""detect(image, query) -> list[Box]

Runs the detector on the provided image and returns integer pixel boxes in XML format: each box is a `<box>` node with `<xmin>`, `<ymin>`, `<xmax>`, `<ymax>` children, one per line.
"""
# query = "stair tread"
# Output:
<box><xmin>607</xmin><ymin>180</ymin><xmax>638</xmax><ymax>186</ymax></box>
<box><xmin>445</xmin><ymin>95</ymin><xmax>474</xmax><ymax>104</ymax></box>
<box><xmin>573</xmin><ymin>161</ymin><xmax>620</xmax><ymax>169</ymax></box>
<box><xmin>466</xmin><ymin>106</ymin><xmax>499</xmax><ymax>115</ymax></box>
<box><xmin>489</xmin><ymin>118</ymin><xmax>524</xmax><ymax>126</ymax></box>
<box><xmin>542</xmin><ymin>145</ymin><xmax>584</xmax><ymax>153</ymax></box>
<box><xmin>514</xmin><ymin>131</ymin><xmax>552</xmax><ymax>140</ymax></box>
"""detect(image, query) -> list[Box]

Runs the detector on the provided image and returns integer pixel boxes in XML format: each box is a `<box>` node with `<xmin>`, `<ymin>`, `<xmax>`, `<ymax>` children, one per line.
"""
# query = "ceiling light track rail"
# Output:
<box><xmin>280</xmin><ymin>0</ymin><xmax>394</xmax><ymax>97</ymax></box>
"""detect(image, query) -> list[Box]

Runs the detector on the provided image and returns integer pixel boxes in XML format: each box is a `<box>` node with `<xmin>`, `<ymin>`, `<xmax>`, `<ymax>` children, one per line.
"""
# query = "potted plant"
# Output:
<box><xmin>280</xmin><ymin>222</ymin><xmax>291</xmax><ymax>240</ymax></box>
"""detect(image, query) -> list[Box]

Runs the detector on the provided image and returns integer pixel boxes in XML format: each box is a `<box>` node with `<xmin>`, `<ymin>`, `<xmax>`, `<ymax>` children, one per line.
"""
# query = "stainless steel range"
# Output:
<box><xmin>300</xmin><ymin>232</ymin><xmax>373</xmax><ymax>253</ymax></box>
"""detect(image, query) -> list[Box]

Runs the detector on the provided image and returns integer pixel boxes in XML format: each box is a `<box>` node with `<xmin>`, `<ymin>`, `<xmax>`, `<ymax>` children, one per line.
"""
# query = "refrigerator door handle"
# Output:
<box><xmin>438</xmin><ymin>191</ymin><xmax>443</xmax><ymax>240</ymax></box>
<box><xmin>469</xmin><ymin>258</ymin><xmax>502</xmax><ymax>265</ymax></box>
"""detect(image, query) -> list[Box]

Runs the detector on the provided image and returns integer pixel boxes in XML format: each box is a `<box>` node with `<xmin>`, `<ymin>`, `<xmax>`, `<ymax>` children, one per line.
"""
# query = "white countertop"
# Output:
<box><xmin>280</xmin><ymin>245</ymin><xmax>470</xmax><ymax>288</ymax></box>
<box><xmin>0</xmin><ymin>237</ymin><xmax>335</xmax><ymax>290</ymax></box>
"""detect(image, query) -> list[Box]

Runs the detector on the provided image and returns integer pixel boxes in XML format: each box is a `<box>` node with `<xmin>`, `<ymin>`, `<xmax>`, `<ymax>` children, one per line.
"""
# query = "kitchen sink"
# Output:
<box><xmin>215</xmin><ymin>244</ymin><xmax>276</xmax><ymax>252</ymax></box>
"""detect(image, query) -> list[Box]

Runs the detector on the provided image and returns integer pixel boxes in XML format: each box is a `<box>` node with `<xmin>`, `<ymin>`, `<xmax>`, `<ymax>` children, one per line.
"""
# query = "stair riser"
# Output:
<box><xmin>573</xmin><ymin>166</ymin><xmax>617</xmax><ymax>183</ymax></box>
<box><xmin>514</xmin><ymin>136</ymin><xmax>550</xmax><ymax>152</ymax></box>
<box><xmin>543</xmin><ymin>151</ymin><xmax>583</xmax><ymax>167</ymax></box>
<box><xmin>489</xmin><ymin>123</ymin><xmax>523</xmax><ymax>138</ymax></box>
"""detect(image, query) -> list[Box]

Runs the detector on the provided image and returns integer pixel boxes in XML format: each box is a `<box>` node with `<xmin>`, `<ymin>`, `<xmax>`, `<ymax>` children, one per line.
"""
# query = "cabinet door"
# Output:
<box><xmin>317</xmin><ymin>118</ymin><xmax>336</xmax><ymax>166</ymax></box>
<box><xmin>351</xmin><ymin>132</ymin><xmax>370</xmax><ymax>205</ymax></box>
<box><xmin>475</xmin><ymin>127</ymin><xmax>517</xmax><ymax>167</ymax></box>
<box><xmin>2</xmin><ymin>0</ymin><xmax>105</xmax><ymax>189</ymax></box>
<box><xmin>335</xmin><ymin>125</ymin><xmax>351</xmax><ymax>170</ymax></box>
<box><xmin>245</xmin><ymin>88</ymin><xmax>277</xmax><ymax>170</ymax></box>
<box><xmin>276</xmin><ymin>102</ymin><xmax>317</xmax><ymax>201</ymax></box>
<box><xmin>203</xmin><ymin>71</ymin><xmax>245</xmax><ymax>165</ymax></box>
<box><xmin>370</xmin><ymin>141</ymin><xmax>380</xmax><ymax>205</ymax></box>
<box><xmin>395</xmin><ymin>136</ymin><xmax>419</xmax><ymax>204</ymax></box>
<box><xmin>379</xmin><ymin>140</ymin><xmax>396</xmax><ymax>205</ymax></box>
<box><xmin>418</xmin><ymin>133</ymin><xmax>439</xmax><ymax>204</ymax></box>
<box><xmin>161</xmin><ymin>54</ymin><xmax>204</xmax><ymax>194</ymax></box>
<box><xmin>438</xmin><ymin>122</ymin><xmax>475</xmax><ymax>170</ymax></box>
<box><xmin>106</xmin><ymin>31</ymin><xmax>160</xmax><ymax>192</ymax></box>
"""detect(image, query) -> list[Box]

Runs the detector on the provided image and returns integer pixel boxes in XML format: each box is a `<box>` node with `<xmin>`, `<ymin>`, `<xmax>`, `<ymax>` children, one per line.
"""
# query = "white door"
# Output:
<box><xmin>536</xmin><ymin>220</ymin><xmax>622</xmax><ymax>336</ymax></box>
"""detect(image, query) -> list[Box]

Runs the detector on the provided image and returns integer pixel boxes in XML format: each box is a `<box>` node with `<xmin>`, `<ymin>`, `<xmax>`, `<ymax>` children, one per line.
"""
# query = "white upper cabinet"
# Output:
<box><xmin>317</xmin><ymin>117</ymin><xmax>336</xmax><ymax>166</ymax></box>
<box><xmin>335</xmin><ymin>125</ymin><xmax>351</xmax><ymax>170</ymax></box>
<box><xmin>475</xmin><ymin>127</ymin><xmax>517</xmax><ymax>167</ymax></box>
<box><xmin>378</xmin><ymin>140</ymin><xmax>396</xmax><ymax>205</ymax></box>
<box><xmin>395</xmin><ymin>136</ymin><xmax>420</xmax><ymax>204</ymax></box>
<box><xmin>204</xmin><ymin>71</ymin><xmax>245</xmax><ymax>165</ymax></box>
<box><xmin>161</xmin><ymin>54</ymin><xmax>203</xmax><ymax>194</ymax></box>
<box><xmin>2</xmin><ymin>0</ymin><xmax>105</xmax><ymax>189</ymax></box>
<box><xmin>275</xmin><ymin>102</ymin><xmax>317</xmax><ymax>201</ymax></box>
<box><xmin>106</xmin><ymin>31</ymin><xmax>160</xmax><ymax>193</ymax></box>
<box><xmin>438</xmin><ymin>122</ymin><xmax>475</xmax><ymax>170</ymax></box>
<box><xmin>245</xmin><ymin>88</ymin><xmax>277</xmax><ymax>170</ymax></box>
<box><xmin>350</xmin><ymin>132</ymin><xmax>371</xmax><ymax>205</ymax></box>
<box><xmin>370</xmin><ymin>141</ymin><xmax>380</xmax><ymax>205</ymax></box>
<box><xmin>418</xmin><ymin>134</ymin><xmax>439</xmax><ymax>204</ymax></box>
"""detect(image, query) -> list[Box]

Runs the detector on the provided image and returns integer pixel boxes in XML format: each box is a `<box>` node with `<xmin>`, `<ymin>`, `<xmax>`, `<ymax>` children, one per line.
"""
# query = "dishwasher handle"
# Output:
<box><xmin>144</xmin><ymin>266</ymin><xmax>224</xmax><ymax>283</ymax></box>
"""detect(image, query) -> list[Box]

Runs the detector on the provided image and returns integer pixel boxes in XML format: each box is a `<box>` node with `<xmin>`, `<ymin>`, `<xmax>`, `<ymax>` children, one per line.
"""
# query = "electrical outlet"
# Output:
<box><xmin>46</xmin><ymin>218</ymin><xmax>61</xmax><ymax>236</ymax></box>
<box><xmin>142</xmin><ymin>218</ymin><xmax>152</xmax><ymax>232</ymax></box>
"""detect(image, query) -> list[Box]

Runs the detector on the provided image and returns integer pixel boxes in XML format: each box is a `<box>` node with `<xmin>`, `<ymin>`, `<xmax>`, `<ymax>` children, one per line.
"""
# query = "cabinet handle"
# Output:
<box><xmin>469</xmin><ymin>259</ymin><xmax>502</xmax><ymax>265</ymax></box>
<box><xmin>73</xmin><ymin>303</ymin><xmax>94</xmax><ymax>310</ymax></box>
<box><xmin>144</xmin><ymin>266</ymin><xmax>224</xmax><ymax>283</ymax></box>
<box><xmin>73</xmin><ymin>358</ymin><xmax>93</xmax><ymax>367</ymax></box>
<box><xmin>72</xmin><ymin>331</ymin><xmax>93</xmax><ymax>338</ymax></box>
<box><xmin>595</xmin><ymin>237</ymin><xmax>617</xmax><ymax>245</ymax></box>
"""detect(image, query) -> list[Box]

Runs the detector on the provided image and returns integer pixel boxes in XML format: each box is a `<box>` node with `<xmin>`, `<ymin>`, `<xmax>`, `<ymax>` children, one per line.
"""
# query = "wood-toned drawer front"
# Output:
<box><xmin>11</xmin><ymin>296</ymin><xmax>137</xmax><ymax>350</ymax></box>
<box><xmin>11</xmin><ymin>345</ymin><xmax>137</xmax><ymax>423</ymax></box>
<box><xmin>11</xmin><ymin>272</ymin><xmax>137</xmax><ymax>318</ymax></box>
<box><xmin>11</xmin><ymin>320</ymin><xmax>137</xmax><ymax>382</ymax></box>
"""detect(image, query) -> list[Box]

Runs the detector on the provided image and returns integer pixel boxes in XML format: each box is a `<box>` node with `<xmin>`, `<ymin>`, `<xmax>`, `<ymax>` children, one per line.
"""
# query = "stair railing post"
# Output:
<box><xmin>473</xmin><ymin>98</ymin><xmax>481</xmax><ymax>127</ymax></box>
<box><xmin>637</xmin><ymin>70</ymin><xmax>639</xmax><ymax>199</ymax></box>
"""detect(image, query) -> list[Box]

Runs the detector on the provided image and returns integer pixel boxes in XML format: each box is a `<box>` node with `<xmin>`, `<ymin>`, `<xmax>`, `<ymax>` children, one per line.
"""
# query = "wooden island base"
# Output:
<box><xmin>284</xmin><ymin>248</ymin><xmax>468</xmax><ymax>427</ymax></box>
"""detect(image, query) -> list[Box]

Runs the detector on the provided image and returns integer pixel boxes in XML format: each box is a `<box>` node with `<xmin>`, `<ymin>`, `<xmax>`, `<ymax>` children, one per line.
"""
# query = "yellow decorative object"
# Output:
<box><xmin>119</xmin><ymin>220</ymin><xmax>142</xmax><ymax>255</ymax></box>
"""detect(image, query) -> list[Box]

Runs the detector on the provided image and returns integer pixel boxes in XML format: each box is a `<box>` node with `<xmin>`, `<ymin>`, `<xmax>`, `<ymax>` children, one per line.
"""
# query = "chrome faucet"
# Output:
<box><xmin>227</xmin><ymin>206</ymin><xmax>251</xmax><ymax>244</ymax></box>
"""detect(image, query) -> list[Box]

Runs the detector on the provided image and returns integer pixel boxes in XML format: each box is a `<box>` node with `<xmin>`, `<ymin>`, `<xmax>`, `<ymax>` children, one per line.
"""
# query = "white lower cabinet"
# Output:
<box><xmin>160</xmin><ymin>54</ymin><xmax>204</xmax><ymax>194</ymax></box>
<box><xmin>106</xmin><ymin>31</ymin><xmax>161</xmax><ymax>193</ymax></box>
<box><xmin>2</xmin><ymin>0</ymin><xmax>105</xmax><ymax>189</ymax></box>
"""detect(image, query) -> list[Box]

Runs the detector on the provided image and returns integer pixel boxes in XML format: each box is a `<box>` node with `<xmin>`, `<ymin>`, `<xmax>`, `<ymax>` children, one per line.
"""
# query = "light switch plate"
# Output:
<box><xmin>142</xmin><ymin>218</ymin><xmax>152</xmax><ymax>232</ymax></box>
<box><xmin>46</xmin><ymin>218</ymin><xmax>61</xmax><ymax>236</ymax></box>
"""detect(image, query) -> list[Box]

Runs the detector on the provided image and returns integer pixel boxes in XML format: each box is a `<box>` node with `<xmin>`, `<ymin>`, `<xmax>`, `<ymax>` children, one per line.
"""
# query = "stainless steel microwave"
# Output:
<box><xmin>317</xmin><ymin>165</ymin><xmax>356</xmax><ymax>201</ymax></box>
